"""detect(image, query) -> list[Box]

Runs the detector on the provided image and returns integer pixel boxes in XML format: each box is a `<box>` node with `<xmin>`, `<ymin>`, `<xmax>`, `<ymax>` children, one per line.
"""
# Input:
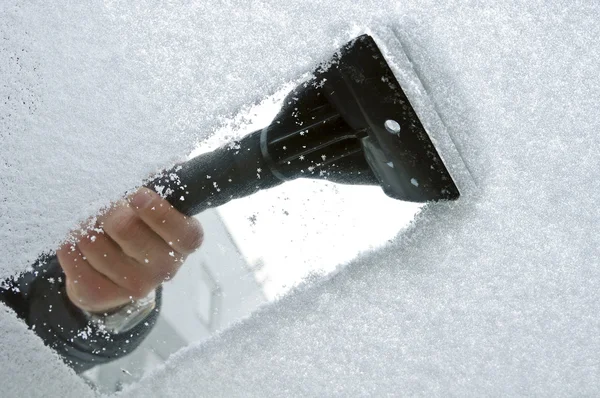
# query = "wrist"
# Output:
<box><xmin>81</xmin><ymin>290</ymin><xmax>157</xmax><ymax>334</ymax></box>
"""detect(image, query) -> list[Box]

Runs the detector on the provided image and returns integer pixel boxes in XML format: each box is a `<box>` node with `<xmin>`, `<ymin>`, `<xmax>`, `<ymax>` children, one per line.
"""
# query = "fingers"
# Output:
<box><xmin>100</xmin><ymin>203</ymin><xmax>178</xmax><ymax>267</ymax></box>
<box><xmin>57</xmin><ymin>244</ymin><xmax>133</xmax><ymax>313</ymax></box>
<box><xmin>56</xmin><ymin>187</ymin><xmax>204</xmax><ymax>314</ymax></box>
<box><xmin>129</xmin><ymin>188</ymin><xmax>204</xmax><ymax>255</ymax></box>
<box><xmin>76</xmin><ymin>231</ymin><xmax>162</xmax><ymax>299</ymax></box>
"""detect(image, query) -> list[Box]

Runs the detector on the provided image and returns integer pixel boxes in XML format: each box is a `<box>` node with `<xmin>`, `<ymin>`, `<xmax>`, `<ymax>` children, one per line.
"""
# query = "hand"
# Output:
<box><xmin>56</xmin><ymin>188</ymin><xmax>204</xmax><ymax>314</ymax></box>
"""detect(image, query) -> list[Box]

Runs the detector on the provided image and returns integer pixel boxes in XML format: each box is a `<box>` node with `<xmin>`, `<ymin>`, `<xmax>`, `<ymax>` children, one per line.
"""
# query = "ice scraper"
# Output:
<box><xmin>151</xmin><ymin>34</ymin><xmax>461</xmax><ymax>216</ymax></box>
<box><xmin>12</xmin><ymin>34</ymin><xmax>464</xmax><ymax>362</ymax></box>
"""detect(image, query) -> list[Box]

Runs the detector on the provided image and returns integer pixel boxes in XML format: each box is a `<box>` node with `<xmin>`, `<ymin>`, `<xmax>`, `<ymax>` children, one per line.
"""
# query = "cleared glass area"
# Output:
<box><xmin>83</xmin><ymin>90</ymin><xmax>421</xmax><ymax>392</ymax></box>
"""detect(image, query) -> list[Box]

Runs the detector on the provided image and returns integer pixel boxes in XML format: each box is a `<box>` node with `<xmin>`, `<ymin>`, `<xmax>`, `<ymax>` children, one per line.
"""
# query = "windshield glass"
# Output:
<box><xmin>79</xmin><ymin>90</ymin><xmax>421</xmax><ymax>392</ymax></box>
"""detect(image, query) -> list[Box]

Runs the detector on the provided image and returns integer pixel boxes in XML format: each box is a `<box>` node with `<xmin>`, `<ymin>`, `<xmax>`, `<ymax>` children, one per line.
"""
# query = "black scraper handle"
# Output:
<box><xmin>146</xmin><ymin>130</ymin><xmax>283</xmax><ymax>217</ymax></box>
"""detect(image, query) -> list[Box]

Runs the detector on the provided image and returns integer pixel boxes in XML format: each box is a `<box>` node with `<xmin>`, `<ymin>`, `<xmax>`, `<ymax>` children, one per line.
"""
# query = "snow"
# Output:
<box><xmin>0</xmin><ymin>0</ymin><xmax>372</xmax><ymax>277</ymax></box>
<box><xmin>218</xmin><ymin>179</ymin><xmax>420</xmax><ymax>300</ymax></box>
<box><xmin>0</xmin><ymin>306</ymin><xmax>93</xmax><ymax>398</ymax></box>
<box><xmin>122</xmin><ymin>3</ymin><xmax>600</xmax><ymax>397</ymax></box>
<box><xmin>202</xmin><ymin>87</ymin><xmax>421</xmax><ymax>299</ymax></box>
<box><xmin>2</xmin><ymin>0</ymin><xmax>600</xmax><ymax>396</ymax></box>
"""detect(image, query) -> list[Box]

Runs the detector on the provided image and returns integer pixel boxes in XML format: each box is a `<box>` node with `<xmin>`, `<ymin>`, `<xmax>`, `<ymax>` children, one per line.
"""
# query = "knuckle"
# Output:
<box><xmin>67</xmin><ymin>278</ymin><xmax>104</xmax><ymax>311</ymax></box>
<box><xmin>127</xmin><ymin>281</ymin><xmax>155</xmax><ymax>300</ymax></box>
<box><xmin>56</xmin><ymin>248</ymin><xmax>71</xmax><ymax>269</ymax></box>
<box><xmin>152</xmin><ymin>260</ymin><xmax>180</xmax><ymax>284</ymax></box>
<box><xmin>148</xmin><ymin>198</ymin><xmax>172</xmax><ymax>220</ymax></box>
<box><xmin>132</xmin><ymin>188</ymin><xmax>172</xmax><ymax>219</ymax></box>
<box><xmin>111</xmin><ymin>212</ymin><xmax>143</xmax><ymax>242</ymax></box>
<box><xmin>65</xmin><ymin>280</ymin><xmax>88</xmax><ymax>308</ymax></box>
<box><xmin>180</xmin><ymin>220</ymin><xmax>204</xmax><ymax>252</ymax></box>
<box><xmin>76</xmin><ymin>236</ymin><xmax>92</xmax><ymax>252</ymax></box>
<box><xmin>123</xmin><ymin>273</ymin><xmax>155</xmax><ymax>298</ymax></box>
<box><xmin>77</xmin><ymin>232</ymin><xmax>103</xmax><ymax>251</ymax></box>
<box><xmin>56</xmin><ymin>246</ymin><xmax>80</xmax><ymax>271</ymax></box>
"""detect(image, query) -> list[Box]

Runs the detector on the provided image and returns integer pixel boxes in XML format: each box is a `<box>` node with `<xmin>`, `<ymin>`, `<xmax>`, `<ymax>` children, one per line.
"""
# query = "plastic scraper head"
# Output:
<box><xmin>260</xmin><ymin>34</ymin><xmax>460</xmax><ymax>203</ymax></box>
<box><xmin>151</xmin><ymin>34</ymin><xmax>460</xmax><ymax>217</ymax></box>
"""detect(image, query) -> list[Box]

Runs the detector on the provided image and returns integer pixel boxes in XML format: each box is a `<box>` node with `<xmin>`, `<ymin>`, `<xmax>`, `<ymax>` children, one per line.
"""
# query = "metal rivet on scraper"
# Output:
<box><xmin>384</xmin><ymin>119</ymin><xmax>401</xmax><ymax>135</ymax></box>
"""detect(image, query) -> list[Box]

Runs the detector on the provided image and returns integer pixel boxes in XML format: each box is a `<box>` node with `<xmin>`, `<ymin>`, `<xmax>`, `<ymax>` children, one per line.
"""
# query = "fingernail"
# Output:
<box><xmin>131</xmin><ymin>189</ymin><xmax>153</xmax><ymax>209</ymax></box>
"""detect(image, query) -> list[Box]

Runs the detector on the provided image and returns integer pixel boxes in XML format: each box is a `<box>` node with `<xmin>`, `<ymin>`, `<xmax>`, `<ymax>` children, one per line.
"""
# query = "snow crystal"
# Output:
<box><xmin>2</xmin><ymin>0</ymin><xmax>600</xmax><ymax>396</ymax></box>
<box><xmin>122</xmin><ymin>2</ymin><xmax>600</xmax><ymax>398</ymax></box>
<box><xmin>0</xmin><ymin>0</ymin><xmax>369</xmax><ymax>278</ymax></box>
<box><xmin>0</xmin><ymin>305</ymin><xmax>93</xmax><ymax>397</ymax></box>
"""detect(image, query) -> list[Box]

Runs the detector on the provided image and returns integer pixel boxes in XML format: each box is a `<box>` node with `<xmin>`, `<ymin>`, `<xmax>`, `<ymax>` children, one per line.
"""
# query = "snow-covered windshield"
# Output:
<box><xmin>81</xmin><ymin>89</ymin><xmax>422</xmax><ymax>392</ymax></box>
<box><xmin>3</xmin><ymin>1</ymin><xmax>600</xmax><ymax>396</ymax></box>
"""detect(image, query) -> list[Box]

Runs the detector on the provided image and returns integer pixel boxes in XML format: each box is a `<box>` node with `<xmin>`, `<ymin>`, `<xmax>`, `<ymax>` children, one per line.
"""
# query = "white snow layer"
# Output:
<box><xmin>3</xmin><ymin>0</ymin><xmax>600</xmax><ymax>396</ymax></box>
<box><xmin>0</xmin><ymin>306</ymin><xmax>93</xmax><ymax>397</ymax></box>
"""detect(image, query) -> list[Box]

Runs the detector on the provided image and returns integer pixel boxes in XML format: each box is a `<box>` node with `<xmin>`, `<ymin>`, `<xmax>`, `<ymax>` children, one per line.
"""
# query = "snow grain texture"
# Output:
<box><xmin>122</xmin><ymin>2</ymin><xmax>600</xmax><ymax>397</ymax></box>
<box><xmin>3</xmin><ymin>0</ymin><xmax>600</xmax><ymax>396</ymax></box>
<box><xmin>0</xmin><ymin>303</ymin><xmax>94</xmax><ymax>398</ymax></box>
<box><xmin>0</xmin><ymin>0</ymin><xmax>373</xmax><ymax>277</ymax></box>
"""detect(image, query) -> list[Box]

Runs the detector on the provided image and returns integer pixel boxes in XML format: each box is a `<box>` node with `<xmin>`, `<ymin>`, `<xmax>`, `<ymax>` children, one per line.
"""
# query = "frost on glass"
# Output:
<box><xmin>0</xmin><ymin>306</ymin><xmax>93</xmax><ymax>397</ymax></box>
<box><xmin>0</xmin><ymin>0</ymin><xmax>372</xmax><ymax>278</ymax></box>
<box><xmin>2</xmin><ymin>0</ymin><xmax>419</xmax><ymax>392</ymax></box>
<box><xmin>3</xmin><ymin>0</ymin><xmax>600</xmax><ymax>396</ymax></box>
<box><xmin>124</xmin><ymin>4</ymin><xmax>600</xmax><ymax>398</ymax></box>
<box><xmin>82</xmin><ymin>79</ymin><xmax>421</xmax><ymax>394</ymax></box>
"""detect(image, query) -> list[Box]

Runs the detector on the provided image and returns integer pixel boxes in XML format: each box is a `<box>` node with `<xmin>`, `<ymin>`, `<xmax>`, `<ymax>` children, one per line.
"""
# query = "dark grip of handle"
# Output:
<box><xmin>146</xmin><ymin>130</ymin><xmax>283</xmax><ymax>216</ymax></box>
